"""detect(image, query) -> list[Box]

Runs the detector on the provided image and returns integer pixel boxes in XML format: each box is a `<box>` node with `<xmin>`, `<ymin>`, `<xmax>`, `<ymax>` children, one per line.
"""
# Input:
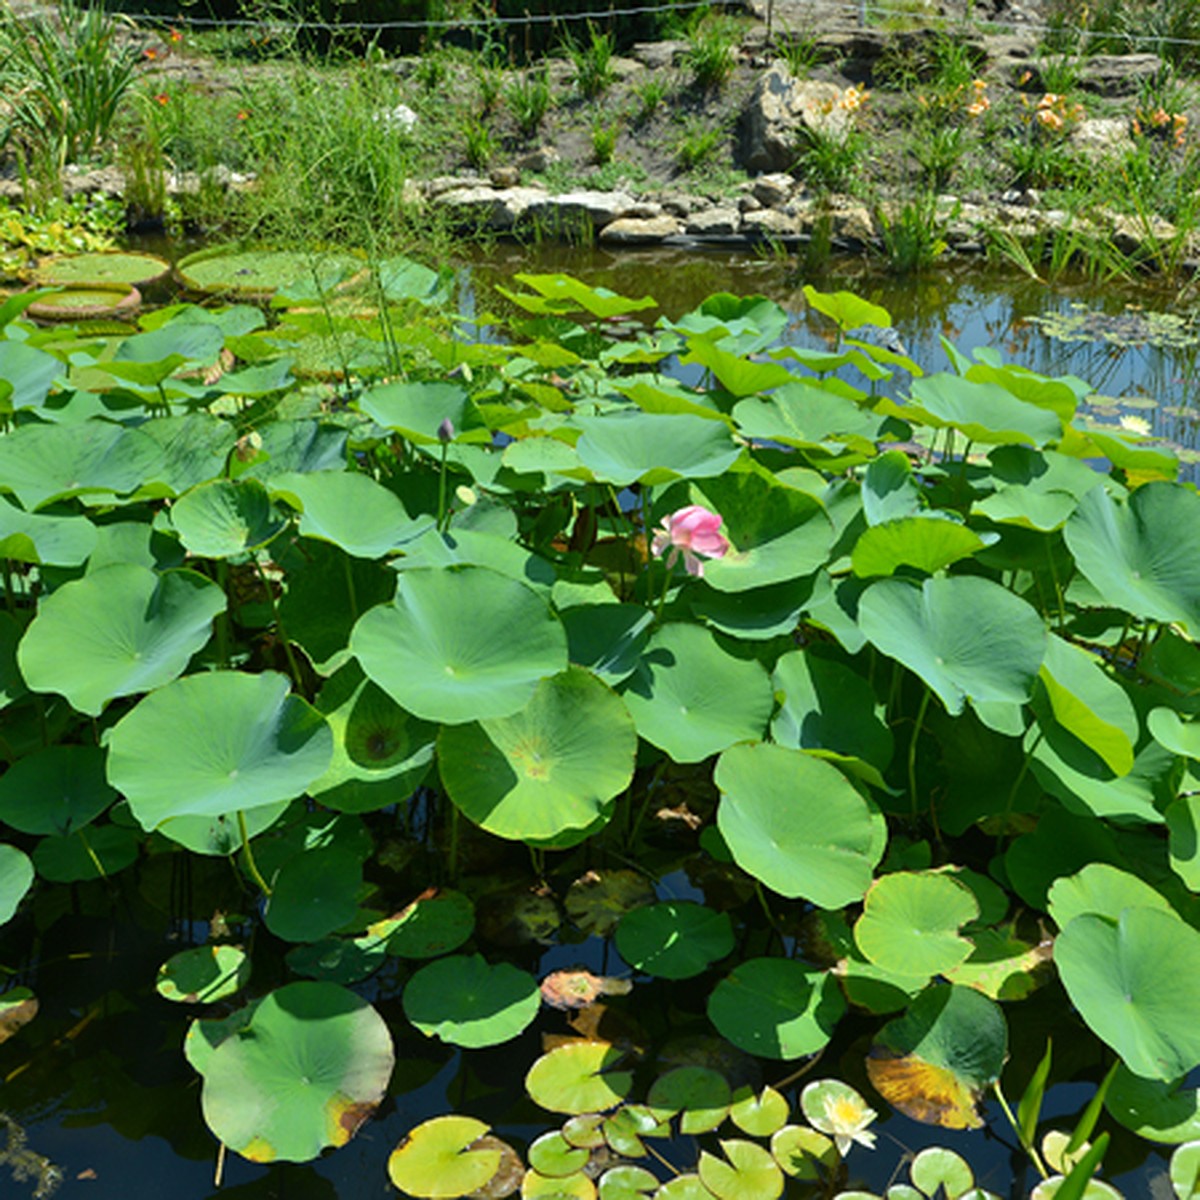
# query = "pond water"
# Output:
<box><xmin>3</xmin><ymin>243</ymin><xmax>1197</xmax><ymax>1200</ymax></box>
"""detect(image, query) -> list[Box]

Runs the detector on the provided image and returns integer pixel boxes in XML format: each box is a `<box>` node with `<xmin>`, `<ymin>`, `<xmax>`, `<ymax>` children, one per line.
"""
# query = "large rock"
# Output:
<box><xmin>523</xmin><ymin>190</ymin><xmax>636</xmax><ymax>233</ymax></box>
<box><xmin>432</xmin><ymin>186</ymin><xmax>548</xmax><ymax>231</ymax></box>
<box><xmin>1073</xmin><ymin>53</ymin><xmax>1164</xmax><ymax>95</ymax></box>
<box><xmin>686</xmin><ymin>206</ymin><xmax>741</xmax><ymax>237</ymax></box>
<box><xmin>1071</xmin><ymin>117</ymin><xmax>1134</xmax><ymax>163</ymax></box>
<box><xmin>600</xmin><ymin>215</ymin><xmax>683</xmax><ymax>244</ymax></box>
<box><xmin>740</xmin><ymin>68</ymin><xmax>850</xmax><ymax>175</ymax></box>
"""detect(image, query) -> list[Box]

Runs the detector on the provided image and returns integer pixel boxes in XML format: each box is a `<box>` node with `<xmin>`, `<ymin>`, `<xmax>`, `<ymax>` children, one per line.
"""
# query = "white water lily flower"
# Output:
<box><xmin>801</xmin><ymin>1079</ymin><xmax>879</xmax><ymax>1157</ymax></box>
<box><xmin>1118</xmin><ymin>413</ymin><xmax>1152</xmax><ymax>437</ymax></box>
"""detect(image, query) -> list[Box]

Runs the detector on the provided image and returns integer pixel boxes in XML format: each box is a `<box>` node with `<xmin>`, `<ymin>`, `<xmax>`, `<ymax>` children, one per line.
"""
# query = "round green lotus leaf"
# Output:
<box><xmin>1107</xmin><ymin>1067</ymin><xmax>1200</xmax><ymax>1143</ymax></box>
<box><xmin>529</xmin><ymin>1131</ymin><xmax>590</xmax><ymax>1177</ymax></box>
<box><xmin>854</xmin><ymin>872</ymin><xmax>979</xmax><ymax>978</ymax></box>
<box><xmin>1056</xmin><ymin>907</ymin><xmax>1200</xmax><ymax>1080</ymax></box>
<box><xmin>646</xmin><ymin>1066</ymin><xmax>732</xmax><ymax>1133</ymax></box>
<box><xmin>32</xmin><ymin>825</ymin><xmax>139</xmax><ymax>882</ymax></box>
<box><xmin>729</xmin><ymin>1086</ymin><xmax>789</xmax><ymax>1138</ymax></box>
<box><xmin>621</xmin><ymin>624</ymin><xmax>773</xmax><ymax>764</ymax></box>
<box><xmin>770</xmin><ymin>1125</ymin><xmax>835</xmax><ymax>1180</ymax></box>
<box><xmin>387</xmin><ymin>1115</ymin><xmax>500</xmax><ymax>1198</ymax></box>
<box><xmin>268</xmin><ymin>470</ymin><xmax>429</xmax><ymax>558</ymax></box>
<box><xmin>157</xmin><ymin>801</ymin><xmax>291</xmax><ymax>856</ymax></box>
<box><xmin>1170</xmin><ymin>1142</ymin><xmax>1200</xmax><ymax>1200</ymax></box>
<box><xmin>171</xmin><ymin>478</ymin><xmax>288</xmax><ymax>558</ymax></box>
<box><xmin>107</xmin><ymin>670</ymin><xmax>332</xmax><ymax>829</ymax></box>
<box><xmin>1047</xmin><ymin>863</ymin><xmax>1174</xmax><ymax>930</ymax></box>
<box><xmin>157</xmin><ymin>944</ymin><xmax>250</xmax><ymax>1004</ymax></box>
<box><xmin>715</xmin><ymin>742</ymin><xmax>885</xmax><ymax>909</ymax></box>
<box><xmin>352</xmin><ymin>565</ymin><xmax>567</xmax><ymax>724</ymax></box>
<box><xmin>439</xmin><ymin>667</ymin><xmax>635</xmax><ymax>843</ymax></box>
<box><xmin>1065</xmin><ymin>483</ymin><xmax>1200</xmax><ymax>638</ymax></box>
<box><xmin>654</xmin><ymin>1176</ymin><xmax>712</xmax><ymax>1200</ymax></box>
<box><xmin>526</xmin><ymin>1041</ymin><xmax>633</xmax><ymax>1115</ymax></box>
<box><xmin>708</xmin><ymin>957</ymin><xmax>844</xmax><ymax>1061</ymax></box>
<box><xmin>859</xmin><ymin>576</ymin><xmax>1047</xmax><ymax>717</ymax></box>
<box><xmin>1168</xmin><ymin>794</ymin><xmax>1200</xmax><ymax>892</ymax></box>
<box><xmin>910</xmin><ymin>1147</ymin><xmax>974</xmax><ymax>1199</ymax></box>
<box><xmin>31</xmin><ymin>250</ymin><xmax>170</xmax><ymax>287</ymax></box>
<box><xmin>359</xmin><ymin>379</ymin><xmax>486</xmax><ymax>445</ymax></box>
<box><xmin>403</xmin><ymin>954</ymin><xmax>539</xmax><ymax>1048</ymax></box>
<box><xmin>263</xmin><ymin>846</ymin><xmax>362</xmax><ymax>943</ymax></box>
<box><xmin>0</xmin><ymin>745</ymin><xmax>115</xmax><ymax>835</ymax></box>
<box><xmin>0</xmin><ymin>497</ymin><xmax>96</xmax><ymax>566</ymax></box>
<box><xmin>600</xmin><ymin>1166</ymin><xmax>659</xmax><ymax>1200</ymax></box>
<box><xmin>19</xmin><ymin>565</ymin><xmax>225</xmax><ymax>716</ymax></box>
<box><xmin>852</xmin><ymin>516</ymin><xmax>993</xmax><ymax>579</ymax></box>
<box><xmin>199</xmin><ymin>981</ymin><xmax>393</xmax><ymax>1162</ymax></box>
<box><xmin>698</xmin><ymin>1139</ymin><xmax>783</xmax><ymax>1200</ymax></box>
<box><xmin>386</xmin><ymin>888</ymin><xmax>475</xmax><ymax>958</ymax></box>
<box><xmin>575</xmin><ymin>411</ymin><xmax>741</xmax><ymax>487</ymax></box>
<box><xmin>565</xmin><ymin>869</ymin><xmax>655</xmax><ymax>937</ymax></box>
<box><xmin>615</xmin><ymin>901</ymin><xmax>734</xmax><ymax>980</ymax></box>
<box><xmin>0</xmin><ymin>845</ymin><xmax>34</xmax><ymax>926</ymax></box>
<box><xmin>183</xmin><ymin>1001</ymin><xmax>260</xmax><ymax>1076</ymax></box>
<box><xmin>560</xmin><ymin>604</ymin><xmax>654</xmax><ymax>686</ymax></box>
<box><xmin>943</xmin><ymin>930</ymin><xmax>1053</xmax><ymax>1002</ymax></box>
<box><xmin>523</xmin><ymin>1170</ymin><xmax>596</xmax><ymax>1200</ymax></box>
<box><xmin>1152</xmin><ymin>708</ymin><xmax>1200</xmax><ymax>760</ymax></box>
<box><xmin>867</xmin><ymin>985</ymin><xmax>1007</xmax><ymax>1130</ymax></box>
<box><xmin>286</xmin><ymin>935</ymin><xmax>387</xmax><ymax>984</ymax></box>
<box><xmin>1005</xmin><ymin>809</ymin><xmax>1123</xmax><ymax>910</ymax></box>
<box><xmin>26</xmin><ymin>283</ymin><xmax>141</xmax><ymax>322</ymax></box>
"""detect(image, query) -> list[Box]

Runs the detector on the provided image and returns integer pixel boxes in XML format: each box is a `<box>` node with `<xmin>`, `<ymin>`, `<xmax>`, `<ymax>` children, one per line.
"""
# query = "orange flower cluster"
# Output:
<box><xmin>966</xmin><ymin>79</ymin><xmax>990</xmax><ymax>118</ymax></box>
<box><xmin>1132</xmin><ymin>105</ymin><xmax>1188</xmax><ymax>148</ymax></box>
<box><xmin>1020</xmin><ymin>92</ymin><xmax>1084</xmax><ymax>135</ymax></box>
<box><xmin>813</xmin><ymin>85</ymin><xmax>870</xmax><ymax>116</ymax></box>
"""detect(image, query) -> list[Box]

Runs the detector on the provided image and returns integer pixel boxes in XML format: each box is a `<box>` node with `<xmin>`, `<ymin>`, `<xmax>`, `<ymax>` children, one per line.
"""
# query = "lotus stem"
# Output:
<box><xmin>237</xmin><ymin>810</ymin><xmax>272</xmax><ymax>897</ymax></box>
<box><xmin>907</xmin><ymin>687</ymin><xmax>932</xmax><ymax>818</ymax></box>
<box><xmin>437</xmin><ymin>441</ymin><xmax>449</xmax><ymax>532</ymax></box>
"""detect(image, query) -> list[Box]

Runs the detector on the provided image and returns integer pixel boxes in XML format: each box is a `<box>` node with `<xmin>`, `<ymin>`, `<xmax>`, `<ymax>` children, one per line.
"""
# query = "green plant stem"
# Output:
<box><xmin>255</xmin><ymin>559</ymin><xmax>304</xmax><ymax>687</ymax></box>
<box><xmin>215</xmin><ymin>561</ymin><xmax>231</xmax><ymax>668</ymax></box>
<box><xmin>237</xmin><ymin>810</ymin><xmax>272</xmax><ymax>897</ymax></box>
<box><xmin>447</xmin><ymin>800</ymin><xmax>460</xmax><ymax>882</ymax></box>
<box><xmin>993</xmin><ymin>1082</ymin><xmax>1050</xmax><ymax>1179</ymax></box>
<box><xmin>343</xmin><ymin>553</ymin><xmax>359</xmax><ymax>621</ymax></box>
<box><xmin>907</xmin><ymin>687</ymin><xmax>932</xmax><ymax>817</ymax></box>
<box><xmin>437</xmin><ymin>441</ymin><xmax>449</xmax><ymax>531</ymax></box>
<box><xmin>1003</xmin><ymin>728</ymin><xmax>1044</xmax><ymax>834</ymax></box>
<box><xmin>1045</xmin><ymin>540</ymin><xmax>1067</xmax><ymax>629</ymax></box>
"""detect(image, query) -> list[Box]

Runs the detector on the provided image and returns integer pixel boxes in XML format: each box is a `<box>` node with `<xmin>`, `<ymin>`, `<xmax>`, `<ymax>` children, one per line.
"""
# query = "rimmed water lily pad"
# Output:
<box><xmin>698</xmin><ymin>1139</ymin><xmax>784</xmax><ymax>1200</ymax></box>
<box><xmin>106</xmin><ymin>670</ymin><xmax>332</xmax><ymax>829</ymax></box>
<box><xmin>715</xmin><ymin>743</ymin><xmax>885</xmax><ymax>909</ymax></box>
<box><xmin>26</xmin><ymin>283</ymin><xmax>142</xmax><ymax>322</ymax></box>
<box><xmin>18</xmin><ymin>564</ymin><xmax>225</xmax><ymax>716</ymax></box>
<box><xmin>387</xmin><ymin>1115</ymin><xmax>501</xmax><ymax>1198</ymax></box>
<box><xmin>708</xmin><ymin>957</ymin><xmax>845</xmax><ymax>1061</ymax></box>
<box><xmin>853</xmin><ymin>872</ymin><xmax>979</xmax><ymax>977</ymax></box>
<box><xmin>0</xmin><ymin>845</ymin><xmax>34</xmax><ymax>926</ymax></box>
<box><xmin>403</xmin><ymin>954</ymin><xmax>539</xmax><ymax>1048</ymax></box>
<box><xmin>439</xmin><ymin>667</ymin><xmax>636</xmax><ymax>844</ymax></box>
<box><xmin>386</xmin><ymin>888</ymin><xmax>475</xmax><ymax>958</ymax></box>
<box><xmin>352</xmin><ymin>565</ymin><xmax>567</xmax><ymax>724</ymax></box>
<box><xmin>646</xmin><ymin>1066</ymin><xmax>732</xmax><ymax>1133</ymax></box>
<box><xmin>30</xmin><ymin>250</ymin><xmax>170</xmax><ymax>288</ymax></box>
<box><xmin>0</xmin><ymin>745</ymin><xmax>116</xmax><ymax>835</ymax></box>
<box><xmin>867</xmin><ymin>984</ymin><xmax>1007</xmax><ymax>1130</ymax></box>
<box><xmin>526</xmin><ymin>1041</ymin><xmax>633</xmax><ymax>1115</ymax></box>
<box><xmin>177</xmin><ymin>247</ymin><xmax>363</xmax><ymax>300</ymax></box>
<box><xmin>615</xmin><ymin>901</ymin><xmax>734</xmax><ymax>980</ymax></box>
<box><xmin>198</xmin><ymin>980</ymin><xmax>394</xmax><ymax>1162</ymax></box>
<box><xmin>157</xmin><ymin>944</ymin><xmax>250</xmax><ymax>1003</ymax></box>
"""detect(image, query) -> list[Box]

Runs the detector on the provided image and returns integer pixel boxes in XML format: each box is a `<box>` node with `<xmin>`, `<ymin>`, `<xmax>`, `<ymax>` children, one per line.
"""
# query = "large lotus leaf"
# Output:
<box><xmin>966</xmin><ymin>363</ymin><xmax>1083</xmax><ymax>424</ymax></box>
<box><xmin>974</xmin><ymin>445</ymin><xmax>1099</xmax><ymax>531</ymax></box>
<box><xmin>560</xmin><ymin>604</ymin><xmax>653</xmax><ymax>684</ymax></box>
<box><xmin>715</xmin><ymin>742</ymin><xmax>885</xmax><ymax>908</ymax></box>
<box><xmin>1064</xmin><ymin>483</ymin><xmax>1200</xmax><ymax>636</ymax></box>
<box><xmin>353</xmin><ymin>565</ymin><xmax>566</xmax><ymax>724</ymax></box>
<box><xmin>439</xmin><ymin>667</ymin><xmax>636</xmax><ymax>843</ymax></box>
<box><xmin>679</xmin><ymin>338</ymin><xmax>794</xmax><ymax>397</ymax></box>
<box><xmin>670</xmin><ymin>292</ymin><xmax>788</xmax><ymax>354</ymax></box>
<box><xmin>1036</xmin><ymin>635</ymin><xmax>1138</xmax><ymax>777</ymax></box>
<box><xmin>199</xmin><ymin>981</ymin><xmax>393</xmax><ymax>1162</ymax></box>
<box><xmin>880</xmin><ymin>375</ymin><xmax>1062</xmax><ymax>446</ymax></box>
<box><xmin>858</xmin><ymin>576</ymin><xmax>1047</xmax><ymax>716</ymax></box>
<box><xmin>615</xmin><ymin>901</ymin><xmax>734</xmax><ymax>980</ymax></box>
<box><xmin>0</xmin><ymin>845</ymin><xmax>34</xmax><ymax>925</ymax></box>
<box><xmin>565</xmin><ymin>869</ymin><xmax>655</xmax><ymax>937</ymax></box>
<box><xmin>18</xmin><ymin>565</ymin><xmax>224</xmax><ymax>715</ymax></box>
<box><xmin>358</xmin><ymin>380</ymin><xmax>489</xmax><ymax>445</ymax></box>
<box><xmin>157</xmin><ymin>801</ymin><xmax>291</xmax><ymax>856</ymax></box>
<box><xmin>620</xmin><ymin>624</ymin><xmax>772</xmax><ymax>763</ymax></box>
<box><xmin>268</xmin><ymin>470</ymin><xmax>430</xmax><ymax>558</ymax></box>
<box><xmin>574</xmin><ymin>412</ymin><xmax>741</xmax><ymax>486</ymax></box>
<box><xmin>803</xmin><ymin>285</ymin><xmax>891</xmax><ymax>332</ymax></box>
<box><xmin>171</xmin><ymin>478</ymin><xmax>289</xmax><ymax>558</ymax></box>
<box><xmin>403</xmin><ymin>954</ymin><xmax>539</xmax><ymax>1048</ymax></box>
<box><xmin>1055</xmin><ymin>907</ymin><xmax>1200</xmax><ymax>1081</ymax></box>
<box><xmin>135</xmin><ymin>414</ymin><xmax>238</xmax><ymax>496</ymax></box>
<box><xmin>732</xmin><ymin>382</ymin><xmax>892</xmax><ymax>452</ymax></box>
<box><xmin>263</xmin><ymin>847</ymin><xmax>363</xmax><ymax>943</ymax></box>
<box><xmin>0</xmin><ymin>422</ymin><xmax>163</xmax><ymax>510</ymax></box>
<box><xmin>526</xmin><ymin>1041</ymin><xmax>633</xmax><ymax>1115</ymax></box>
<box><xmin>309</xmin><ymin>664</ymin><xmax>435</xmax><ymax>813</ymax></box>
<box><xmin>771</xmin><ymin>648</ymin><xmax>893</xmax><ymax>770</ymax></box>
<box><xmin>108</xmin><ymin>319</ymin><xmax>224</xmax><ymax>387</ymax></box>
<box><xmin>1152</xmin><ymin>709</ymin><xmax>1200</xmax><ymax>760</ymax></box>
<box><xmin>0</xmin><ymin>745</ymin><xmax>115</xmax><ymax>835</ymax></box>
<box><xmin>0</xmin><ymin>339</ymin><xmax>61</xmax><ymax>412</ymax></box>
<box><xmin>236</xmin><ymin>419</ymin><xmax>349</xmax><ymax>482</ymax></box>
<box><xmin>861</xmin><ymin>450</ymin><xmax>924</xmax><ymax>524</ymax></box>
<box><xmin>394</xmin><ymin>528</ymin><xmax>556</xmax><ymax>598</ymax></box>
<box><xmin>708</xmin><ymin>957</ymin><xmax>844</xmax><ymax>1061</ymax></box>
<box><xmin>851</xmin><ymin>516</ymin><xmax>994</xmax><ymax>578</ymax></box>
<box><xmin>854</xmin><ymin>872</ymin><xmax>979</xmax><ymax>977</ymax></box>
<box><xmin>867</xmin><ymin>985</ymin><xmax>1007</xmax><ymax>1130</ymax></box>
<box><xmin>1047</xmin><ymin>863</ymin><xmax>1175</xmax><ymax>930</ymax></box>
<box><xmin>157</xmin><ymin>944</ymin><xmax>250</xmax><ymax>1004</ymax></box>
<box><xmin>691</xmin><ymin>578</ymin><xmax>811</xmax><ymax>641</ymax></box>
<box><xmin>107</xmin><ymin>670</ymin><xmax>332</xmax><ymax>829</ymax></box>
<box><xmin>1005</xmin><ymin>807</ymin><xmax>1124</xmax><ymax>910</ymax></box>
<box><xmin>0</xmin><ymin>498</ymin><xmax>96</xmax><ymax>566</ymax></box>
<box><xmin>32</xmin><ymin>825</ymin><xmax>139</xmax><ymax>881</ymax></box>
<box><xmin>387</xmin><ymin>1115</ymin><xmax>501</xmax><ymax>1199</ymax></box>
<box><xmin>1168</xmin><ymin>795</ymin><xmax>1200</xmax><ymax>890</ymax></box>
<box><xmin>1107</xmin><ymin>1067</ymin><xmax>1200</xmax><ymax>1144</ymax></box>
<box><xmin>503</xmin><ymin>273</ymin><xmax>657</xmax><ymax>319</ymax></box>
<box><xmin>696</xmin><ymin>471</ymin><xmax>835</xmax><ymax>593</ymax></box>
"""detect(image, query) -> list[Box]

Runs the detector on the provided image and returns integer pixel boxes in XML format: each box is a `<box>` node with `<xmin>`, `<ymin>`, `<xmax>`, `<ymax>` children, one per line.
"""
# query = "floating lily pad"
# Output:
<box><xmin>647</xmin><ymin>1066</ymin><xmax>732</xmax><ymax>1133</ymax></box>
<box><xmin>708</xmin><ymin>957</ymin><xmax>845</xmax><ymax>1061</ymax></box>
<box><xmin>599</xmin><ymin>1166</ymin><xmax>659</xmax><ymax>1200</ymax></box>
<box><xmin>910</xmin><ymin>1147</ymin><xmax>974</xmax><ymax>1199</ymax></box>
<box><xmin>655</xmin><ymin>1176</ymin><xmax>714</xmax><ymax>1200</ymax></box>
<box><xmin>157</xmin><ymin>945</ymin><xmax>250</xmax><ymax>1003</ymax></box>
<box><xmin>263</xmin><ymin>846</ymin><xmax>363</xmax><ymax>943</ymax></box>
<box><xmin>526</xmin><ymin>1041</ymin><xmax>633</xmax><ymax>1115</ymax></box>
<box><xmin>30</xmin><ymin>250</ymin><xmax>170</xmax><ymax>287</ymax></box>
<box><xmin>523</xmin><ymin>1170</ymin><xmax>596</xmax><ymax>1200</ymax></box>
<box><xmin>403</xmin><ymin>954</ymin><xmax>539</xmax><ymax>1048</ymax></box>
<box><xmin>729</xmin><ymin>1086</ymin><xmax>789</xmax><ymax>1137</ymax></box>
<box><xmin>387</xmin><ymin>1115</ymin><xmax>501</xmax><ymax>1199</ymax></box>
<box><xmin>770</xmin><ymin>1125</ymin><xmax>836</xmax><ymax>1180</ymax></box>
<box><xmin>177</xmin><ymin>247</ymin><xmax>363</xmax><ymax>300</ymax></box>
<box><xmin>0</xmin><ymin>745</ymin><xmax>116</xmax><ymax>835</ymax></box>
<box><xmin>540</xmin><ymin>969</ymin><xmax>632</xmax><ymax>1010</ymax></box>
<box><xmin>32</xmin><ymin>825</ymin><xmax>140</xmax><ymax>882</ymax></box>
<box><xmin>854</xmin><ymin>872</ymin><xmax>979</xmax><ymax>978</ymax></box>
<box><xmin>26</xmin><ymin>283</ymin><xmax>141</xmax><ymax>322</ymax></box>
<box><xmin>615</xmin><ymin>901</ymin><xmax>734</xmax><ymax>980</ymax></box>
<box><xmin>386</xmin><ymin>888</ymin><xmax>475</xmax><ymax>958</ymax></box>
<box><xmin>198</xmin><ymin>981</ymin><xmax>394</xmax><ymax>1162</ymax></box>
<box><xmin>1107</xmin><ymin>1067</ymin><xmax>1200</xmax><ymax>1143</ymax></box>
<box><xmin>698</xmin><ymin>1139</ymin><xmax>784</xmax><ymax>1200</ymax></box>
<box><xmin>528</xmin><ymin>1131</ymin><xmax>589</xmax><ymax>1177</ymax></box>
<box><xmin>1171</xmin><ymin>1143</ymin><xmax>1200</xmax><ymax>1200</ymax></box>
<box><xmin>565</xmin><ymin>869</ymin><xmax>656</xmax><ymax>937</ymax></box>
<box><xmin>285</xmin><ymin>934</ymin><xmax>387</xmax><ymax>984</ymax></box>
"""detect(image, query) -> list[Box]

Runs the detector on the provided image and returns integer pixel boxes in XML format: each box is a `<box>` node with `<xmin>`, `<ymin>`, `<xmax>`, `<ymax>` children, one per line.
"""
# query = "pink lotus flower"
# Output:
<box><xmin>651</xmin><ymin>505</ymin><xmax>729</xmax><ymax>578</ymax></box>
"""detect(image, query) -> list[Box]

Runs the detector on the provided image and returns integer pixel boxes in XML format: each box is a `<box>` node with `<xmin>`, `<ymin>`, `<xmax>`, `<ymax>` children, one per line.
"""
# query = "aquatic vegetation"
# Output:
<box><xmin>0</xmin><ymin>261</ymin><xmax>1198</xmax><ymax>1198</ymax></box>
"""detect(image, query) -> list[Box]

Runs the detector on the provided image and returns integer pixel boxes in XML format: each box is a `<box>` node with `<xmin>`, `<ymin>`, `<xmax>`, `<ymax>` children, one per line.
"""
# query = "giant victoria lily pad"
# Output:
<box><xmin>197</xmin><ymin>981</ymin><xmax>394</xmax><ymax>1162</ymax></box>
